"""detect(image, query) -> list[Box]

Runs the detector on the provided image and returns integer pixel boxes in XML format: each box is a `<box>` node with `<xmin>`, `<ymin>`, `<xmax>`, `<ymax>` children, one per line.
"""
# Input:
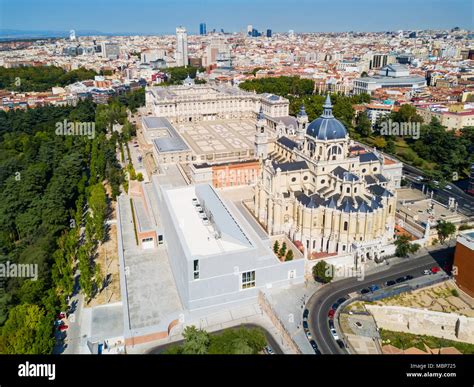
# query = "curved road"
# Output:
<box><xmin>307</xmin><ymin>250</ymin><xmax>453</xmax><ymax>354</ymax></box>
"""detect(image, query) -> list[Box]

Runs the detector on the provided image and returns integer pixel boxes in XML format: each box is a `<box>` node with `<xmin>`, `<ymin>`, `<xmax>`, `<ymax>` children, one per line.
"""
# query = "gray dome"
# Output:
<box><xmin>306</xmin><ymin>95</ymin><xmax>347</xmax><ymax>140</ymax></box>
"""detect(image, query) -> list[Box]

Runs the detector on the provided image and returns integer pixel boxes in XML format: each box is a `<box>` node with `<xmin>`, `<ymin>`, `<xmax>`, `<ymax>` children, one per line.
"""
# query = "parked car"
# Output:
<box><xmin>395</xmin><ymin>277</ymin><xmax>406</xmax><ymax>284</ymax></box>
<box><xmin>202</xmin><ymin>217</ymin><xmax>210</xmax><ymax>226</ymax></box>
<box><xmin>423</xmin><ymin>269</ymin><xmax>432</xmax><ymax>275</ymax></box>
<box><xmin>56</xmin><ymin>312</ymin><xmax>66</xmax><ymax>319</ymax></box>
<box><xmin>330</xmin><ymin>328</ymin><xmax>339</xmax><ymax>340</ymax></box>
<box><xmin>431</xmin><ymin>266</ymin><xmax>441</xmax><ymax>274</ymax></box>
<box><xmin>303</xmin><ymin>309</ymin><xmax>309</xmax><ymax>320</ymax></box>
<box><xmin>385</xmin><ymin>280</ymin><xmax>396</xmax><ymax>287</ymax></box>
<box><xmin>303</xmin><ymin>321</ymin><xmax>309</xmax><ymax>330</ymax></box>
<box><xmin>369</xmin><ymin>285</ymin><xmax>380</xmax><ymax>292</ymax></box>
<box><xmin>404</xmin><ymin>275</ymin><xmax>414</xmax><ymax>281</ymax></box>
<box><xmin>306</xmin><ymin>331</ymin><xmax>313</xmax><ymax>340</ymax></box>
<box><xmin>328</xmin><ymin>309</ymin><xmax>335</xmax><ymax>319</ymax></box>
<box><xmin>331</xmin><ymin>303</ymin><xmax>339</xmax><ymax>311</ymax></box>
<box><xmin>265</xmin><ymin>346</ymin><xmax>275</xmax><ymax>355</ymax></box>
<box><xmin>328</xmin><ymin>320</ymin><xmax>335</xmax><ymax>330</ymax></box>
<box><xmin>360</xmin><ymin>288</ymin><xmax>370</xmax><ymax>294</ymax></box>
<box><xmin>336</xmin><ymin>339</ymin><xmax>345</xmax><ymax>349</ymax></box>
<box><xmin>309</xmin><ymin>340</ymin><xmax>320</xmax><ymax>354</ymax></box>
<box><xmin>337</xmin><ymin>297</ymin><xmax>348</xmax><ymax>304</ymax></box>
<box><xmin>58</xmin><ymin>324</ymin><xmax>69</xmax><ymax>332</ymax></box>
<box><xmin>446</xmin><ymin>185</ymin><xmax>452</xmax><ymax>190</ymax></box>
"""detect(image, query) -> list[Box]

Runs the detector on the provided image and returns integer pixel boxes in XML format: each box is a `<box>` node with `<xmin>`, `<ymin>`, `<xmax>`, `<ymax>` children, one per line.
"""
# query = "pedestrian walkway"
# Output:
<box><xmin>261</xmin><ymin>281</ymin><xmax>321</xmax><ymax>354</ymax></box>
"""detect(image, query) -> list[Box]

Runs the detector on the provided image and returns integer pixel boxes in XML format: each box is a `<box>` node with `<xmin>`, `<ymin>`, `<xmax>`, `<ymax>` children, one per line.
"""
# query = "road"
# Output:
<box><xmin>402</xmin><ymin>167</ymin><xmax>474</xmax><ymax>217</ymax></box>
<box><xmin>147</xmin><ymin>323</ymin><xmax>283</xmax><ymax>354</ymax></box>
<box><xmin>306</xmin><ymin>249</ymin><xmax>453</xmax><ymax>354</ymax></box>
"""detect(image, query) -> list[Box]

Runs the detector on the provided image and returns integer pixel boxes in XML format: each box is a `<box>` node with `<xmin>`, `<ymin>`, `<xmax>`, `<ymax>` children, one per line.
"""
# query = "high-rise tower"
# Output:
<box><xmin>176</xmin><ymin>26</ymin><xmax>188</xmax><ymax>67</ymax></box>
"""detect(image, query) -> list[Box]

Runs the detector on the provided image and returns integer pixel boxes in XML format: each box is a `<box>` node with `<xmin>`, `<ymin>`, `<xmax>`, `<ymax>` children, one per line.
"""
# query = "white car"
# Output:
<box><xmin>306</xmin><ymin>331</ymin><xmax>313</xmax><ymax>340</ymax></box>
<box><xmin>446</xmin><ymin>185</ymin><xmax>452</xmax><ymax>190</ymax></box>
<box><xmin>423</xmin><ymin>269</ymin><xmax>431</xmax><ymax>275</ymax></box>
<box><xmin>330</xmin><ymin>328</ymin><xmax>339</xmax><ymax>340</ymax></box>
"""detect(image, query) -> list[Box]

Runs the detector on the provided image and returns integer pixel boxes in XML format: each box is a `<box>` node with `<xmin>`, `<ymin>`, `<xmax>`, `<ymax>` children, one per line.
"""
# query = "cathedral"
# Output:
<box><xmin>253</xmin><ymin>95</ymin><xmax>398</xmax><ymax>263</ymax></box>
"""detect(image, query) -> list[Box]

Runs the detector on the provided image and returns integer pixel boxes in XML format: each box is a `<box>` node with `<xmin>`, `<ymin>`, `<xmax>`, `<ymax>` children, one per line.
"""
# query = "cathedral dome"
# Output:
<box><xmin>306</xmin><ymin>95</ymin><xmax>347</xmax><ymax>140</ymax></box>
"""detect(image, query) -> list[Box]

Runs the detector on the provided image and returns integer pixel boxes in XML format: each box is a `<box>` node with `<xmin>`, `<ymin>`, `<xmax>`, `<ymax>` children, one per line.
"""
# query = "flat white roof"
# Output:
<box><xmin>166</xmin><ymin>185</ymin><xmax>252</xmax><ymax>257</ymax></box>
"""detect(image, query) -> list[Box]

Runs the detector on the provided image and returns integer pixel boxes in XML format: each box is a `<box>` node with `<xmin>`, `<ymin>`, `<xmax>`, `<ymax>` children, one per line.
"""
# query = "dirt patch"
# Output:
<box><xmin>88</xmin><ymin>192</ymin><xmax>121</xmax><ymax>307</ymax></box>
<box><xmin>372</xmin><ymin>282</ymin><xmax>472</xmax><ymax>316</ymax></box>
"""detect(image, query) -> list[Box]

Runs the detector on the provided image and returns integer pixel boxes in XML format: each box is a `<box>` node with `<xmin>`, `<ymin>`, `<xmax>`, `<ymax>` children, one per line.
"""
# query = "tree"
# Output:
<box><xmin>0</xmin><ymin>304</ymin><xmax>54</xmax><ymax>354</ymax></box>
<box><xmin>372</xmin><ymin>136</ymin><xmax>387</xmax><ymax>149</ymax></box>
<box><xmin>355</xmin><ymin>111</ymin><xmax>372</xmax><ymax>138</ymax></box>
<box><xmin>136</xmin><ymin>172</ymin><xmax>144</xmax><ymax>182</ymax></box>
<box><xmin>94</xmin><ymin>263</ymin><xmax>103</xmax><ymax>293</ymax></box>
<box><xmin>395</xmin><ymin>235</ymin><xmax>420</xmax><ymax>257</ymax></box>
<box><xmin>392</xmin><ymin>104</ymin><xmax>423</xmax><ymax>124</ymax></box>
<box><xmin>0</xmin><ymin>66</ymin><xmax>97</xmax><ymax>92</ymax></box>
<box><xmin>207</xmin><ymin>326</ymin><xmax>266</xmax><ymax>354</ymax></box>
<box><xmin>285</xmin><ymin>250</ymin><xmax>294</xmax><ymax>261</ymax></box>
<box><xmin>437</xmin><ymin>220</ymin><xmax>456</xmax><ymax>244</ymax></box>
<box><xmin>181</xmin><ymin>326</ymin><xmax>210</xmax><ymax>354</ymax></box>
<box><xmin>279</xmin><ymin>242</ymin><xmax>287</xmax><ymax>258</ymax></box>
<box><xmin>88</xmin><ymin>183</ymin><xmax>107</xmax><ymax>242</ymax></box>
<box><xmin>312</xmin><ymin>261</ymin><xmax>333</xmax><ymax>284</ymax></box>
<box><xmin>78</xmin><ymin>244</ymin><xmax>94</xmax><ymax>300</ymax></box>
<box><xmin>273</xmin><ymin>240</ymin><xmax>280</xmax><ymax>255</ymax></box>
<box><xmin>231</xmin><ymin>338</ymin><xmax>254</xmax><ymax>354</ymax></box>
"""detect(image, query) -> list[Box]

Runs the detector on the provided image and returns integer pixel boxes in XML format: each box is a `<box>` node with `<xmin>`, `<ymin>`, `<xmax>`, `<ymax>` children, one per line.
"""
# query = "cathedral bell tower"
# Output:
<box><xmin>255</xmin><ymin>106</ymin><xmax>268</xmax><ymax>159</ymax></box>
<box><xmin>296</xmin><ymin>104</ymin><xmax>308</xmax><ymax>145</ymax></box>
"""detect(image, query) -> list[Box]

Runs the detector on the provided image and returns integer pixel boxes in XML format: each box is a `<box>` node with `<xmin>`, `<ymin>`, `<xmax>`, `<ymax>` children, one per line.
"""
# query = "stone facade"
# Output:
<box><xmin>253</xmin><ymin>96</ymin><xmax>397</xmax><ymax>261</ymax></box>
<box><xmin>367</xmin><ymin>305</ymin><xmax>474</xmax><ymax>344</ymax></box>
<box><xmin>146</xmin><ymin>84</ymin><xmax>289</xmax><ymax>123</ymax></box>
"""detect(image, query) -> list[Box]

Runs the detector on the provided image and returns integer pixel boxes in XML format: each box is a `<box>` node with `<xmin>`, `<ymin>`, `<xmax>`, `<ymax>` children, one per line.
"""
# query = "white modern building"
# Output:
<box><xmin>353</xmin><ymin>64</ymin><xmax>427</xmax><ymax>95</ymax></box>
<box><xmin>155</xmin><ymin>183</ymin><xmax>305</xmax><ymax>310</ymax></box>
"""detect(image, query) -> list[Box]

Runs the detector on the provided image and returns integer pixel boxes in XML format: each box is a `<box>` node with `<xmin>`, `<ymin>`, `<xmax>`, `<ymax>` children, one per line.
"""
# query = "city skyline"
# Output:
<box><xmin>1</xmin><ymin>0</ymin><xmax>472</xmax><ymax>36</ymax></box>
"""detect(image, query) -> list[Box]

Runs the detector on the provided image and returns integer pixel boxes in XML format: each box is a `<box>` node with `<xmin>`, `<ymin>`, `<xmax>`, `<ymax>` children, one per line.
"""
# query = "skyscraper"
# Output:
<box><xmin>200</xmin><ymin>23</ymin><xmax>207</xmax><ymax>35</ymax></box>
<box><xmin>247</xmin><ymin>25</ymin><xmax>253</xmax><ymax>36</ymax></box>
<box><xmin>266</xmin><ymin>29</ymin><xmax>272</xmax><ymax>38</ymax></box>
<box><xmin>176</xmin><ymin>26</ymin><xmax>188</xmax><ymax>67</ymax></box>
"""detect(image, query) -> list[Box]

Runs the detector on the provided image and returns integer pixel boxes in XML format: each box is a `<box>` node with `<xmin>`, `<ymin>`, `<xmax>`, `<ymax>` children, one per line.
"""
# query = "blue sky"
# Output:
<box><xmin>0</xmin><ymin>0</ymin><xmax>472</xmax><ymax>34</ymax></box>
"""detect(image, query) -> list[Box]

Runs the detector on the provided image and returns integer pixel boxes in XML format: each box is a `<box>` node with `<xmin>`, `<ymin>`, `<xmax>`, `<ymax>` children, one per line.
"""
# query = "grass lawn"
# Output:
<box><xmin>379</xmin><ymin>328</ymin><xmax>474</xmax><ymax>354</ymax></box>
